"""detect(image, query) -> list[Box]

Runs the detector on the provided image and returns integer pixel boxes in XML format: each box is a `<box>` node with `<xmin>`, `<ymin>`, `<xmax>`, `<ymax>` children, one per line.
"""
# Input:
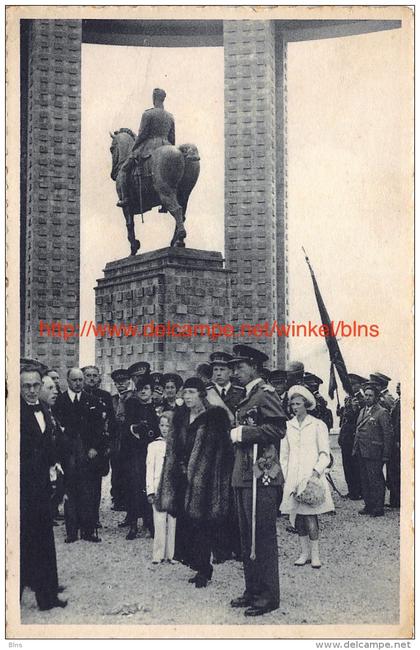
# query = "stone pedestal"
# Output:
<box><xmin>95</xmin><ymin>248</ymin><xmax>231</xmax><ymax>387</ymax></box>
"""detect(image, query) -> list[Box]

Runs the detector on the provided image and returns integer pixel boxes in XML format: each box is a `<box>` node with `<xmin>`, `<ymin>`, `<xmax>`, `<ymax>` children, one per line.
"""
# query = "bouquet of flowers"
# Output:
<box><xmin>294</xmin><ymin>475</ymin><xmax>326</xmax><ymax>507</ymax></box>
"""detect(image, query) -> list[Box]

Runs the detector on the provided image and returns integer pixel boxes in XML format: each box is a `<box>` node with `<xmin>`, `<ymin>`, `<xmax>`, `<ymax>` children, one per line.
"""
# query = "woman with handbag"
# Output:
<box><xmin>280</xmin><ymin>385</ymin><xmax>334</xmax><ymax>569</ymax></box>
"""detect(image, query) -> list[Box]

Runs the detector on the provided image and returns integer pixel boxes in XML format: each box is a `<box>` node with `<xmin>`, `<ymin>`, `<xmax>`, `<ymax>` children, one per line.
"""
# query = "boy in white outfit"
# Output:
<box><xmin>146</xmin><ymin>412</ymin><xmax>176</xmax><ymax>563</ymax></box>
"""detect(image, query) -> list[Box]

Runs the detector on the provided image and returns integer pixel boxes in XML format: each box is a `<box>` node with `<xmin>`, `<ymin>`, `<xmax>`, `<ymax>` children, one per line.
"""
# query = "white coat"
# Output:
<box><xmin>146</xmin><ymin>438</ymin><xmax>166</xmax><ymax>495</ymax></box>
<box><xmin>280</xmin><ymin>414</ymin><xmax>334</xmax><ymax>524</ymax></box>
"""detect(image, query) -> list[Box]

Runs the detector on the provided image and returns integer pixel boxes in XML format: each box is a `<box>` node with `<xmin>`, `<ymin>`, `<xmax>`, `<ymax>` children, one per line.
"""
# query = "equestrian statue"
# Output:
<box><xmin>110</xmin><ymin>88</ymin><xmax>200</xmax><ymax>255</ymax></box>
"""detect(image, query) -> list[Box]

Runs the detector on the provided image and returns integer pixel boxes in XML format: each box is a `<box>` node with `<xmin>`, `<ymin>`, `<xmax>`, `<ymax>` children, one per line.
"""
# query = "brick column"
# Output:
<box><xmin>224</xmin><ymin>20</ymin><xmax>287</xmax><ymax>368</ymax></box>
<box><xmin>22</xmin><ymin>19</ymin><xmax>82</xmax><ymax>376</ymax></box>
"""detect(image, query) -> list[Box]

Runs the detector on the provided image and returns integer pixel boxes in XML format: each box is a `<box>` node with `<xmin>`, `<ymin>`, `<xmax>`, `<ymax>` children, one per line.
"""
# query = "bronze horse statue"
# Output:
<box><xmin>110</xmin><ymin>128</ymin><xmax>200</xmax><ymax>255</ymax></box>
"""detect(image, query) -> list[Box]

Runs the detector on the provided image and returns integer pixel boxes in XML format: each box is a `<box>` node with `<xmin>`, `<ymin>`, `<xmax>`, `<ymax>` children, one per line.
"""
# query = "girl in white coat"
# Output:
<box><xmin>146</xmin><ymin>412</ymin><xmax>177</xmax><ymax>563</ymax></box>
<box><xmin>280</xmin><ymin>385</ymin><xmax>334</xmax><ymax>568</ymax></box>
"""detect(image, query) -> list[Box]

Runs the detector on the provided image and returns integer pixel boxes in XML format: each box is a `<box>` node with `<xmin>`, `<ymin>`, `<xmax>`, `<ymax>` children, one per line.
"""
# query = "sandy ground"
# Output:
<box><xmin>21</xmin><ymin>437</ymin><xmax>400</xmax><ymax>626</ymax></box>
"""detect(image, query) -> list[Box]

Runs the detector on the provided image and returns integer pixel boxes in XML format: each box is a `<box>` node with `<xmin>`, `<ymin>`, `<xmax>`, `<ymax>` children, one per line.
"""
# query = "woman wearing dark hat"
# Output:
<box><xmin>155</xmin><ymin>377</ymin><xmax>232</xmax><ymax>587</ymax></box>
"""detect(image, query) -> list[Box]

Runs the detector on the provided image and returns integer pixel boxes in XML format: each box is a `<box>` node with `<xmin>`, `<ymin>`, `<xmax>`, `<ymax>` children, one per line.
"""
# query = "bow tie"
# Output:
<box><xmin>28</xmin><ymin>403</ymin><xmax>43</xmax><ymax>413</ymax></box>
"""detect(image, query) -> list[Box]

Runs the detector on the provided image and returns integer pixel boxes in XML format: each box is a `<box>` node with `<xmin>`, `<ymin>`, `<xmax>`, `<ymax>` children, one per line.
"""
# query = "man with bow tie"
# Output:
<box><xmin>20</xmin><ymin>365</ymin><xmax>67</xmax><ymax>611</ymax></box>
<box><xmin>55</xmin><ymin>368</ymin><xmax>107</xmax><ymax>543</ymax></box>
<box><xmin>352</xmin><ymin>382</ymin><xmax>393</xmax><ymax>517</ymax></box>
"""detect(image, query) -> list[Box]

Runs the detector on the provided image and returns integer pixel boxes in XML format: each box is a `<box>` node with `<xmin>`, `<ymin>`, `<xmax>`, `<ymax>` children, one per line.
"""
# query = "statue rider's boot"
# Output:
<box><xmin>117</xmin><ymin>197</ymin><xmax>129</xmax><ymax>208</ymax></box>
<box><xmin>158</xmin><ymin>206</ymin><xmax>168</xmax><ymax>213</ymax></box>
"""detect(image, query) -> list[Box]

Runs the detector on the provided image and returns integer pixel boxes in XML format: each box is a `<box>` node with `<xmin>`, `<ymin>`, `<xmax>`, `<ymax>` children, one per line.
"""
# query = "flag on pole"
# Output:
<box><xmin>328</xmin><ymin>361</ymin><xmax>338</xmax><ymax>400</ymax></box>
<box><xmin>303</xmin><ymin>248</ymin><xmax>353</xmax><ymax>397</ymax></box>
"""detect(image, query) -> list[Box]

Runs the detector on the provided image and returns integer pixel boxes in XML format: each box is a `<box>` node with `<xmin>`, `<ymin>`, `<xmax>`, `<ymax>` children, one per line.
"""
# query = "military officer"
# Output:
<box><xmin>303</xmin><ymin>372</ymin><xmax>333</xmax><ymax>431</ymax></box>
<box><xmin>209</xmin><ymin>351</ymin><xmax>245</xmax><ymax>415</ymax></box>
<box><xmin>110</xmin><ymin>368</ymin><xmax>133</xmax><ymax>512</ymax></box>
<box><xmin>369</xmin><ymin>372</ymin><xmax>395</xmax><ymax>412</ymax></box>
<box><xmin>116</xmin><ymin>88</ymin><xmax>175</xmax><ymax>209</ymax></box>
<box><xmin>352</xmin><ymin>382</ymin><xmax>393</xmax><ymax>517</ymax></box>
<box><xmin>228</xmin><ymin>345</ymin><xmax>286</xmax><ymax>616</ymax></box>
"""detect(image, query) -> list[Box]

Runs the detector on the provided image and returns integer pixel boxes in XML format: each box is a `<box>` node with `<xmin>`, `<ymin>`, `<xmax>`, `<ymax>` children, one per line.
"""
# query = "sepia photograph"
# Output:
<box><xmin>5</xmin><ymin>4</ymin><xmax>414</xmax><ymax>639</ymax></box>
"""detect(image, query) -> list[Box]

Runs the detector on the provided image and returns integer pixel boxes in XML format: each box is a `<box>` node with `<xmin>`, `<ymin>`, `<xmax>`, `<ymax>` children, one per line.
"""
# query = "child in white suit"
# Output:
<box><xmin>146</xmin><ymin>412</ymin><xmax>176</xmax><ymax>564</ymax></box>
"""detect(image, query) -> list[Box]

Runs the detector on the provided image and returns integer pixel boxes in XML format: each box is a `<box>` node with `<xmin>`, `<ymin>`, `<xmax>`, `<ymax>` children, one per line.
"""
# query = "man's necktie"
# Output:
<box><xmin>221</xmin><ymin>388</ymin><xmax>226</xmax><ymax>400</ymax></box>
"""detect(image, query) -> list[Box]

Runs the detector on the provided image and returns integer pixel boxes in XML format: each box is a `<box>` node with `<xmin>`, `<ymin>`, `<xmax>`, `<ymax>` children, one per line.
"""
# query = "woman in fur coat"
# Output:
<box><xmin>155</xmin><ymin>376</ymin><xmax>233</xmax><ymax>587</ymax></box>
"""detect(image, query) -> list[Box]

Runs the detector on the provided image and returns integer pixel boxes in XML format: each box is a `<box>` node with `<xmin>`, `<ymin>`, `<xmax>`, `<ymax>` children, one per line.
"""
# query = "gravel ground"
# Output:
<box><xmin>21</xmin><ymin>437</ymin><xmax>400</xmax><ymax>626</ymax></box>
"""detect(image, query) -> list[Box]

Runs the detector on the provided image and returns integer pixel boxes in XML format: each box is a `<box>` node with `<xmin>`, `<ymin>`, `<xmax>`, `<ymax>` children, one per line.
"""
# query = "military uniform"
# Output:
<box><xmin>352</xmin><ymin>402</ymin><xmax>393</xmax><ymax>515</ymax></box>
<box><xmin>231</xmin><ymin>372</ymin><xmax>286</xmax><ymax>611</ymax></box>
<box><xmin>387</xmin><ymin>394</ymin><xmax>401</xmax><ymax>507</ymax></box>
<box><xmin>338</xmin><ymin>396</ymin><xmax>362</xmax><ymax>499</ymax></box>
<box><xmin>116</xmin><ymin>101</ymin><xmax>175</xmax><ymax>208</ymax></box>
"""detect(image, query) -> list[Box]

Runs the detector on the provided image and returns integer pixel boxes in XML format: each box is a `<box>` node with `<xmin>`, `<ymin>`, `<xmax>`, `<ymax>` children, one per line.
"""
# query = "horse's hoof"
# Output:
<box><xmin>130</xmin><ymin>240</ymin><xmax>140</xmax><ymax>256</ymax></box>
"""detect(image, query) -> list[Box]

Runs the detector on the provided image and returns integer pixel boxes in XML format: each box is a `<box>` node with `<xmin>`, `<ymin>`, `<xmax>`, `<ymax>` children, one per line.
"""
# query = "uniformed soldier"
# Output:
<box><xmin>303</xmin><ymin>373</ymin><xmax>333</xmax><ymax>431</ymax></box>
<box><xmin>209</xmin><ymin>351</ymin><xmax>245</xmax><ymax>415</ymax></box>
<box><xmin>369</xmin><ymin>372</ymin><xmax>395</xmax><ymax>412</ymax></box>
<box><xmin>110</xmin><ymin>368</ymin><xmax>133</xmax><ymax>512</ymax></box>
<box><xmin>352</xmin><ymin>382</ymin><xmax>393</xmax><ymax>517</ymax></box>
<box><xmin>228</xmin><ymin>345</ymin><xmax>286</xmax><ymax>617</ymax></box>
<box><xmin>337</xmin><ymin>373</ymin><xmax>367</xmax><ymax>500</ymax></box>
<box><xmin>116</xmin><ymin>88</ymin><xmax>175</xmax><ymax>209</ymax></box>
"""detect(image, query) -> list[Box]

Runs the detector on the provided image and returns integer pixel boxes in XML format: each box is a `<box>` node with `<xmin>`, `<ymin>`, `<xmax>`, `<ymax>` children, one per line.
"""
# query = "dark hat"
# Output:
<box><xmin>111</xmin><ymin>368</ymin><xmax>130</xmax><ymax>382</ymax></box>
<box><xmin>153</xmin><ymin>87</ymin><xmax>166</xmax><ymax>101</ymax></box>
<box><xmin>369</xmin><ymin>372</ymin><xmax>391</xmax><ymax>388</ymax></box>
<box><xmin>260</xmin><ymin>367</ymin><xmax>271</xmax><ymax>383</ymax></box>
<box><xmin>270</xmin><ymin>369</ymin><xmax>287</xmax><ymax>383</ymax></box>
<box><xmin>20</xmin><ymin>358</ymin><xmax>48</xmax><ymax>377</ymax></box>
<box><xmin>183</xmin><ymin>376</ymin><xmax>206</xmax><ymax>393</ymax></box>
<box><xmin>348</xmin><ymin>373</ymin><xmax>368</xmax><ymax>385</ymax></box>
<box><xmin>363</xmin><ymin>381</ymin><xmax>381</xmax><ymax>395</ymax></box>
<box><xmin>209</xmin><ymin>351</ymin><xmax>234</xmax><ymax>366</ymax></box>
<box><xmin>135</xmin><ymin>374</ymin><xmax>153</xmax><ymax>389</ymax></box>
<box><xmin>286</xmin><ymin>361</ymin><xmax>305</xmax><ymax>385</ymax></box>
<box><xmin>228</xmin><ymin>344</ymin><xmax>269</xmax><ymax>367</ymax></box>
<box><xmin>304</xmin><ymin>372</ymin><xmax>323</xmax><ymax>386</ymax></box>
<box><xmin>162</xmin><ymin>373</ymin><xmax>183</xmax><ymax>391</ymax></box>
<box><xmin>128</xmin><ymin>361</ymin><xmax>151</xmax><ymax>377</ymax></box>
<box><xmin>150</xmin><ymin>372</ymin><xmax>164</xmax><ymax>387</ymax></box>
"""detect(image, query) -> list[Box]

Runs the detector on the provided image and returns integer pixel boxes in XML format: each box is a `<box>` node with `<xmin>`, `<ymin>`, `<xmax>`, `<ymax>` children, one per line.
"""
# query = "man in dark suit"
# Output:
<box><xmin>40</xmin><ymin>375</ymin><xmax>65</xmax><ymax>524</ymax></box>
<box><xmin>55</xmin><ymin>368</ymin><xmax>107</xmax><ymax>543</ymax></box>
<box><xmin>208</xmin><ymin>351</ymin><xmax>244</xmax><ymax>563</ymax></box>
<box><xmin>228</xmin><ymin>345</ymin><xmax>287</xmax><ymax>617</ymax></box>
<box><xmin>20</xmin><ymin>365</ymin><xmax>67</xmax><ymax>611</ymax></box>
<box><xmin>352</xmin><ymin>382</ymin><xmax>393</xmax><ymax>517</ymax></box>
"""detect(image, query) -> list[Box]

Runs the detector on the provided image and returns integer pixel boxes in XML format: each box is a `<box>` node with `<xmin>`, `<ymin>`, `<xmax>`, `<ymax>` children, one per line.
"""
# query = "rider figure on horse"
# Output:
<box><xmin>116</xmin><ymin>88</ymin><xmax>175</xmax><ymax>209</ymax></box>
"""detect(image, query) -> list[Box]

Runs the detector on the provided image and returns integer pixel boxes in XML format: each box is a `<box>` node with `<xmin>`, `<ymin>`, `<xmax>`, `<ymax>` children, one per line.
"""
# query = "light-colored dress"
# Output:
<box><xmin>280</xmin><ymin>414</ymin><xmax>335</xmax><ymax>525</ymax></box>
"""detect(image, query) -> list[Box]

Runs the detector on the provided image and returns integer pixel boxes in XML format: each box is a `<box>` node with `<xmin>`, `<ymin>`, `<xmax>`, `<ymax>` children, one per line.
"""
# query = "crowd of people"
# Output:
<box><xmin>19</xmin><ymin>346</ymin><xmax>401</xmax><ymax>617</ymax></box>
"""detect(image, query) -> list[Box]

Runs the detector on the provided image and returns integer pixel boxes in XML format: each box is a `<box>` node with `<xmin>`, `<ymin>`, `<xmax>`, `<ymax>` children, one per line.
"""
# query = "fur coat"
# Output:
<box><xmin>155</xmin><ymin>405</ymin><xmax>233</xmax><ymax>522</ymax></box>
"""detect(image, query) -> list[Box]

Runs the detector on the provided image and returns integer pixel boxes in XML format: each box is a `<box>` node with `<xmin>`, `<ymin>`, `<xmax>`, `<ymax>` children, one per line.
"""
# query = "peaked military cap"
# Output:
<box><xmin>162</xmin><ymin>373</ymin><xmax>183</xmax><ymax>391</ymax></box>
<box><xmin>348</xmin><ymin>373</ymin><xmax>368</xmax><ymax>385</ymax></box>
<box><xmin>270</xmin><ymin>369</ymin><xmax>287</xmax><ymax>382</ymax></box>
<box><xmin>150</xmin><ymin>372</ymin><xmax>164</xmax><ymax>387</ymax></box>
<box><xmin>363</xmin><ymin>381</ymin><xmax>381</xmax><ymax>395</ymax></box>
<box><xmin>369</xmin><ymin>372</ymin><xmax>391</xmax><ymax>388</ymax></box>
<box><xmin>209</xmin><ymin>351</ymin><xmax>234</xmax><ymax>366</ymax></box>
<box><xmin>128</xmin><ymin>361</ymin><xmax>151</xmax><ymax>377</ymax></box>
<box><xmin>111</xmin><ymin>368</ymin><xmax>130</xmax><ymax>382</ymax></box>
<box><xmin>304</xmin><ymin>372</ymin><xmax>323</xmax><ymax>386</ymax></box>
<box><xmin>228</xmin><ymin>344</ymin><xmax>269</xmax><ymax>367</ymax></box>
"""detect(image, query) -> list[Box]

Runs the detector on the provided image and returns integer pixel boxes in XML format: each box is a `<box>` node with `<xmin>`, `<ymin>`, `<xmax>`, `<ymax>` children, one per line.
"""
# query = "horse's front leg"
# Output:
<box><xmin>123</xmin><ymin>207</ymin><xmax>140</xmax><ymax>256</ymax></box>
